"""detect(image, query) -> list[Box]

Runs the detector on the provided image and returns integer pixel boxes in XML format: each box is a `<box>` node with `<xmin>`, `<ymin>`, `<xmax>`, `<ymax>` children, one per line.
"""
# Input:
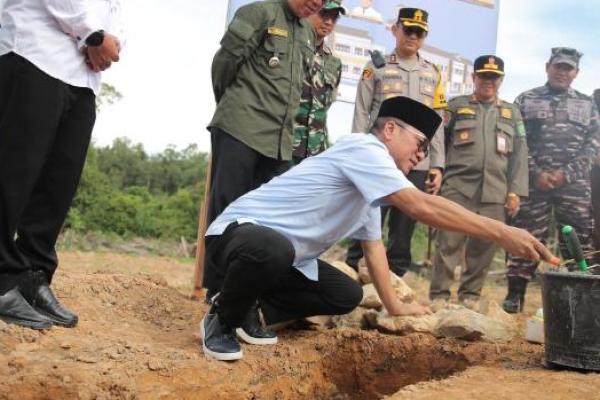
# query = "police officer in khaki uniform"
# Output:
<box><xmin>429</xmin><ymin>56</ymin><xmax>528</xmax><ymax>310</ymax></box>
<box><xmin>345</xmin><ymin>7</ymin><xmax>446</xmax><ymax>277</ymax></box>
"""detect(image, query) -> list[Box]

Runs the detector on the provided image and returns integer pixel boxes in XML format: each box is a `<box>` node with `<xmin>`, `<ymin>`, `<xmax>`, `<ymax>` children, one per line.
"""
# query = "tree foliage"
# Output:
<box><xmin>66</xmin><ymin>138</ymin><xmax>208</xmax><ymax>240</ymax></box>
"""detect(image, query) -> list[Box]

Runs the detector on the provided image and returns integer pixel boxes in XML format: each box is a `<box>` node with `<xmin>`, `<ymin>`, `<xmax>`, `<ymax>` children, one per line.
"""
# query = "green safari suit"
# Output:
<box><xmin>429</xmin><ymin>95</ymin><xmax>529</xmax><ymax>301</ymax></box>
<box><xmin>209</xmin><ymin>0</ymin><xmax>316</xmax><ymax>160</ymax></box>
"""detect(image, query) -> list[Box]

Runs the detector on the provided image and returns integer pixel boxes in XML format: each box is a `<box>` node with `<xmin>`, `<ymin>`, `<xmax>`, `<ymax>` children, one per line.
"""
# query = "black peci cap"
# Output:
<box><xmin>377</xmin><ymin>96</ymin><xmax>441</xmax><ymax>140</ymax></box>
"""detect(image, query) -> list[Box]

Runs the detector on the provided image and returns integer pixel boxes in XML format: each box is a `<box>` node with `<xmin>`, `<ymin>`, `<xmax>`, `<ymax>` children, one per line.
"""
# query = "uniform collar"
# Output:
<box><xmin>282</xmin><ymin>0</ymin><xmax>303</xmax><ymax>25</ymax></box>
<box><xmin>391</xmin><ymin>51</ymin><xmax>422</xmax><ymax>71</ymax></box>
<box><xmin>543</xmin><ymin>82</ymin><xmax>575</xmax><ymax>96</ymax></box>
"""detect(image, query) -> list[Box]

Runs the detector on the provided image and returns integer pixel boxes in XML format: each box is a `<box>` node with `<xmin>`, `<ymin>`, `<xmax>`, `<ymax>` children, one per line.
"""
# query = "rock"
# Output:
<box><xmin>358</xmin><ymin>266</ymin><xmax>372</xmax><ymax>284</ymax></box>
<box><xmin>147</xmin><ymin>358</ymin><xmax>165</xmax><ymax>371</ymax></box>
<box><xmin>76</xmin><ymin>354</ymin><xmax>100</xmax><ymax>364</ymax></box>
<box><xmin>60</xmin><ymin>342</ymin><xmax>72</xmax><ymax>350</ymax></box>
<box><xmin>366</xmin><ymin>309</ymin><xmax>439</xmax><ymax>335</ymax></box>
<box><xmin>360</xmin><ymin>284</ymin><xmax>382</xmax><ymax>309</ymax></box>
<box><xmin>433</xmin><ymin>308</ymin><xmax>513</xmax><ymax>342</ymax></box>
<box><xmin>389</xmin><ymin>274</ymin><xmax>416</xmax><ymax>302</ymax></box>
<box><xmin>332</xmin><ymin>307</ymin><xmax>370</xmax><ymax>329</ymax></box>
<box><xmin>359</xmin><ymin>277</ymin><xmax>416</xmax><ymax>310</ymax></box>
<box><xmin>485</xmin><ymin>301</ymin><xmax>517</xmax><ymax>334</ymax></box>
<box><xmin>330</xmin><ymin>261</ymin><xmax>359</xmax><ymax>282</ymax></box>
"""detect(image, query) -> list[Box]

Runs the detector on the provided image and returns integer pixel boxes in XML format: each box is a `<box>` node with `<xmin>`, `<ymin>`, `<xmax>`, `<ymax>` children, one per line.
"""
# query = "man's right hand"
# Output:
<box><xmin>86</xmin><ymin>33</ymin><xmax>121</xmax><ymax>72</ymax></box>
<box><xmin>499</xmin><ymin>225</ymin><xmax>554</xmax><ymax>263</ymax></box>
<box><xmin>534</xmin><ymin>171</ymin><xmax>555</xmax><ymax>191</ymax></box>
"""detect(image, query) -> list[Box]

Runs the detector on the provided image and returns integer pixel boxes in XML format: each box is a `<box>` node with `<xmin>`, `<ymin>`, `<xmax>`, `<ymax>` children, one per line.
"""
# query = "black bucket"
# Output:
<box><xmin>540</xmin><ymin>270</ymin><xmax>600</xmax><ymax>371</ymax></box>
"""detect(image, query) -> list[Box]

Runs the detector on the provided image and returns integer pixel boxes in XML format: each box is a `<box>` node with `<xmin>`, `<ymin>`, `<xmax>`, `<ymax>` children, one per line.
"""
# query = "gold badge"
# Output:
<box><xmin>459</xmin><ymin>131</ymin><xmax>470</xmax><ymax>141</ymax></box>
<box><xmin>484</xmin><ymin>57</ymin><xmax>498</xmax><ymax>70</ymax></box>
<box><xmin>457</xmin><ymin>107</ymin><xmax>476</xmax><ymax>115</ymax></box>
<box><xmin>501</xmin><ymin>108</ymin><xmax>513</xmax><ymax>119</ymax></box>
<box><xmin>362</xmin><ymin>68</ymin><xmax>374</xmax><ymax>80</ymax></box>
<box><xmin>414</xmin><ymin>10</ymin><xmax>423</xmax><ymax>22</ymax></box>
<box><xmin>267</xmin><ymin>27</ymin><xmax>288</xmax><ymax>38</ymax></box>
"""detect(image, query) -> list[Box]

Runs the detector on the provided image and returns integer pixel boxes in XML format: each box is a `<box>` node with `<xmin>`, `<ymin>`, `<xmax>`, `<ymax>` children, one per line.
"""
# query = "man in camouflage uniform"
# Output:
<box><xmin>292</xmin><ymin>0</ymin><xmax>344</xmax><ymax>164</ymax></box>
<box><xmin>345</xmin><ymin>7</ymin><xmax>446</xmax><ymax>277</ymax></box>
<box><xmin>593</xmin><ymin>89</ymin><xmax>600</xmax><ymax>263</ymax></box>
<box><xmin>428</xmin><ymin>56</ymin><xmax>528</xmax><ymax>310</ymax></box>
<box><xmin>503</xmin><ymin>48</ymin><xmax>600</xmax><ymax>313</ymax></box>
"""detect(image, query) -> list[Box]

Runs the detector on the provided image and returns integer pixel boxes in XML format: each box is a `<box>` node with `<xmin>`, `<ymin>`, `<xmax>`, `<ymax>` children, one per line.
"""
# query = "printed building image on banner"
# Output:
<box><xmin>225</xmin><ymin>0</ymin><xmax>499</xmax><ymax>104</ymax></box>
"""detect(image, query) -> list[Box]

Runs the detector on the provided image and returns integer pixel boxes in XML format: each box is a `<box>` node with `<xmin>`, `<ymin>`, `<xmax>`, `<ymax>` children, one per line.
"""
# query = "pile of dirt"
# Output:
<box><xmin>1</xmin><ymin>253</ymin><xmax>599</xmax><ymax>400</ymax></box>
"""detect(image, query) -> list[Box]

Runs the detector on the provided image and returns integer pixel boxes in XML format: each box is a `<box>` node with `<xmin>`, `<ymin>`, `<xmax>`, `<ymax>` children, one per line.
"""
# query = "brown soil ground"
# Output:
<box><xmin>0</xmin><ymin>251</ymin><xmax>599</xmax><ymax>400</ymax></box>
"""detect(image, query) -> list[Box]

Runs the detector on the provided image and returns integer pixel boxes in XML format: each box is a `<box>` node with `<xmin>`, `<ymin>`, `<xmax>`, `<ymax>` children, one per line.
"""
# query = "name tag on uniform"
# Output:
<box><xmin>457</xmin><ymin>107</ymin><xmax>476</xmax><ymax>116</ymax></box>
<box><xmin>267</xmin><ymin>27</ymin><xmax>288</xmax><ymax>37</ymax></box>
<box><xmin>497</xmin><ymin>132</ymin><xmax>508</xmax><ymax>154</ymax></box>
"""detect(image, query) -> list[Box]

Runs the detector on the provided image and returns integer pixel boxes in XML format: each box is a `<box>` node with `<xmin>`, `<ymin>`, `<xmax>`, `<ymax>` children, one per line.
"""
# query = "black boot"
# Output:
<box><xmin>0</xmin><ymin>287</ymin><xmax>53</xmax><ymax>330</ymax></box>
<box><xmin>502</xmin><ymin>276</ymin><xmax>528</xmax><ymax>314</ymax></box>
<box><xmin>236</xmin><ymin>302</ymin><xmax>277</xmax><ymax>345</ymax></box>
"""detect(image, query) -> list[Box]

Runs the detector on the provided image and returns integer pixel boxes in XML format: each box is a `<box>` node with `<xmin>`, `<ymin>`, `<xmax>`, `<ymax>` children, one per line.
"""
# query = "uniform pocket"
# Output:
<box><xmin>452</xmin><ymin>119</ymin><xmax>477</xmax><ymax>147</ymax></box>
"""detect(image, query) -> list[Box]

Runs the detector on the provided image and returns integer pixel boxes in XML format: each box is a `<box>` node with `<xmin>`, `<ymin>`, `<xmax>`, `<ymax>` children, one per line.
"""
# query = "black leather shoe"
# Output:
<box><xmin>20</xmin><ymin>271</ymin><xmax>78</xmax><ymax>328</ymax></box>
<box><xmin>236</xmin><ymin>302</ymin><xmax>277</xmax><ymax>345</ymax></box>
<box><xmin>200</xmin><ymin>304</ymin><xmax>243</xmax><ymax>361</ymax></box>
<box><xmin>502</xmin><ymin>276</ymin><xmax>528</xmax><ymax>314</ymax></box>
<box><xmin>0</xmin><ymin>287</ymin><xmax>53</xmax><ymax>330</ymax></box>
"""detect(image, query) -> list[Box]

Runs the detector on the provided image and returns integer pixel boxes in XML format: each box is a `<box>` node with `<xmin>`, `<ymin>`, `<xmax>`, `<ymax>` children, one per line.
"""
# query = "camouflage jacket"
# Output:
<box><xmin>515</xmin><ymin>84</ymin><xmax>600</xmax><ymax>184</ymax></box>
<box><xmin>292</xmin><ymin>44</ymin><xmax>342</xmax><ymax>162</ymax></box>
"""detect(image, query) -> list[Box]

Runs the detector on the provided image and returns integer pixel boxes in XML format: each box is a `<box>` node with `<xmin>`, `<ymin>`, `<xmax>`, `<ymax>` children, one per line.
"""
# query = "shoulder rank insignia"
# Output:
<box><xmin>267</xmin><ymin>27</ymin><xmax>288</xmax><ymax>38</ymax></box>
<box><xmin>362</xmin><ymin>68</ymin><xmax>374</xmax><ymax>81</ymax></box>
<box><xmin>501</xmin><ymin>107</ymin><xmax>513</xmax><ymax>119</ymax></box>
<box><xmin>457</xmin><ymin>107</ymin><xmax>476</xmax><ymax>115</ymax></box>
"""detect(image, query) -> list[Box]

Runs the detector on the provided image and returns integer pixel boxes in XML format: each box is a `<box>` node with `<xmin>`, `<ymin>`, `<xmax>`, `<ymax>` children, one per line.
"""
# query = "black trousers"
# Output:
<box><xmin>203</xmin><ymin>127</ymin><xmax>289</xmax><ymax>291</ymax></box>
<box><xmin>0</xmin><ymin>53</ymin><xmax>96</xmax><ymax>294</ymax></box>
<box><xmin>345</xmin><ymin>169</ymin><xmax>428</xmax><ymax>275</ymax></box>
<box><xmin>205</xmin><ymin>223</ymin><xmax>363</xmax><ymax>327</ymax></box>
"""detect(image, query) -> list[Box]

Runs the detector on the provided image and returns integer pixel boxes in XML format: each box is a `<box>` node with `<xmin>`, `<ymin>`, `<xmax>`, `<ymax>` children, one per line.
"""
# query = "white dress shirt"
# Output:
<box><xmin>0</xmin><ymin>0</ymin><xmax>122</xmax><ymax>94</ymax></box>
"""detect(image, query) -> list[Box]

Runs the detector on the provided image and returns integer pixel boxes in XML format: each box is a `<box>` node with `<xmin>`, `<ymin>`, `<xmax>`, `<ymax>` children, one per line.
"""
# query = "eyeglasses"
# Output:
<box><xmin>394</xmin><ymin>122</ymin><xmax>429</xmax><ymax>157</ymax></box>
<box><xmin>402</xmin><ymin>25</ymin><xmax>427</xmax><ymax>39</ymax></box>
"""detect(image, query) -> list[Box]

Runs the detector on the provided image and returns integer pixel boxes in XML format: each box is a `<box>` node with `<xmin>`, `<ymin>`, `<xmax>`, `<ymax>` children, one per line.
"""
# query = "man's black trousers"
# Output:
<box><xmin>0</xmin><ymin>53</ymin><xmax>96</xmax><ymax>294</ymax></box>
<box><xmin>203</xmin><ymin>127</ymin><xmax>289</xmax><ymax>291</ymax></box>
<box><xmin>345</xmin><ymin>169</ymin><xmax>428</xmax><ymax>275</ymax></box>
<box><xmin>205</xmin><ymin>223</ymin><xmax>363</xmax><ymax>327</ymax></box>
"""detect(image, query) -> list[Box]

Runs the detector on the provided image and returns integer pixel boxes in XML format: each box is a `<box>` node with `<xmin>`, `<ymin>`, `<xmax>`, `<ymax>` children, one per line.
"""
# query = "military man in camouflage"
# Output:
<box><xmin>503</xmin><ymin>48</ymin><xmax>600</xmax><ymax>313</ymax></box>
<box><xmin>428</xmin><ymin>56</ymin><xmax>528</xmax><ymax>310</ymax></box>
<box><xmin>292</xmin><ymin>0</ymin><xmax>344</xmax><ymax>164</ymax></box>
<box><xmin>593</xmin><ymin>89</ymin><xmax>600</xmax><ymax>263</ymax></box>
<box><xmin>345</xmin><ymin>7</ymin><xmax>446</xmax><ymax>277</ymax></box>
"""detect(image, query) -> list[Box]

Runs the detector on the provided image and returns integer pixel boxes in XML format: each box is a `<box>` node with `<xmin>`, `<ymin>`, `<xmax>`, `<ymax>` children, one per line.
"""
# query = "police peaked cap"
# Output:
<box><xmin>377</xmin><ymin>96</ymin><xmax>441</xmax><ymax>141</ymax></box>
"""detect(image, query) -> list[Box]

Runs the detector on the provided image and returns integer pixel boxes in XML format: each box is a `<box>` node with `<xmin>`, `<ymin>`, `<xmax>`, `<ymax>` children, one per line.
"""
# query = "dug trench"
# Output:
<box><xmin>0</xmin><ymin>268</ymin><xmax>586</xmax><ymax>400</ymax></box>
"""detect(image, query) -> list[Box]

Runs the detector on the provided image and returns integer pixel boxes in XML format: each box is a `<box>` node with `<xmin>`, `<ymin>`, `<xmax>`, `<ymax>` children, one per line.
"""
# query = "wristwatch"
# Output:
<box><xmin>85</xmin><ymin>30</ymin><xmax>105</xmax><ymax>47</ymax></box>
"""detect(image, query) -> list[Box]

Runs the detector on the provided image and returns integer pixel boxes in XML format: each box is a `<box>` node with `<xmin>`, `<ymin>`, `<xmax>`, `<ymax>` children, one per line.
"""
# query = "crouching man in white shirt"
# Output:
<box><xmin>0</xmin><ymin>0</ymin><xmax>122</xmax><ymax>329</ymax></box>
<box><xmin>200</xmin><ymin>96</ymin><xmax>555</xmax><ymax>361</ymax></box>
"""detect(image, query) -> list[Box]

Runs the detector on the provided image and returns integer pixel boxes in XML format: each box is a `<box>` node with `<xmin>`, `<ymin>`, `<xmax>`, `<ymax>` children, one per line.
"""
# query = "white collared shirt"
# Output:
<box><xmin>0</xmin><ymin>0</ymin><xmax>123</xmax><ymax>94</ymax></box>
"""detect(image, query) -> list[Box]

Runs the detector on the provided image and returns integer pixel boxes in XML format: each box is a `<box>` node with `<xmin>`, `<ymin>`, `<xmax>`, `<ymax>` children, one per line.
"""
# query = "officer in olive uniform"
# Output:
<box><xmin>593</xmin><ymin>89</ymin><xmax>600</xmax><ymax>263</ymax></box>
<box><xmin>205</xmin><ymin>0</ymin><xmax>323</xmax><ymax>295</ymax></box>
<box><xmin>292</xmin><ymin>0</ymin><xmax>345</xmax><ymax>164</ymax></box>
<box><xmin>504</xmin><ymin>48</ymin><xmax>600</xmax><ymax>313</ymax></box>
<box><xmin>428</xmin><ymin>56</ymin><xmax>528</xmax><ymax>309</ymax></box>
<box><xmin>345</xmin><ymin>7</ymin><xmax>446</xmax><ymax>276</ymax></box>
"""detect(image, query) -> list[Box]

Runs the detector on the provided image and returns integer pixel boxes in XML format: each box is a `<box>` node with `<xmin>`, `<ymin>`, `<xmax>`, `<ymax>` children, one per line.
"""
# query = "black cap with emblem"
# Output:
<box><xmin>377</xmin><ymin>96</ymin><xmax>441</xmax><ymax>140</ymax></box>
<box><xmin>474</xmin><ymin>55</ymin><xmax>505</xmax><ymax>76</ymax></box>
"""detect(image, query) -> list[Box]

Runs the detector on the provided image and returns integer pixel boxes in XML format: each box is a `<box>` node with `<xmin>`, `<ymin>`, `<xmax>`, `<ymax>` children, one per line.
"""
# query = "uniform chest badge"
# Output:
<box><xmin>267</xmin><ymin>27</ymin><xmax>288</xmax><ymax>37</ymax></box>
<box><xmin>457</xmin><ymin>107</ymin><xmax>476</xmax><ymax>116</ymax></box>
<box><xmin>501</xmin><ymin>108</ymin><xmax>513</xmax><ymax>119</ymax></box>
<box><xmin>459</xmin><ymin>131</ymin><xmax>470</xmax><ymax>141</ymax></box>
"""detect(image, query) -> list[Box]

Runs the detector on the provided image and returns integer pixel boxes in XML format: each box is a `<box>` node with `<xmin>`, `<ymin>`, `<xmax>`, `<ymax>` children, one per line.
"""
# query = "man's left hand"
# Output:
<box><xmin>426</xmin><ymin>168</ymin><xmax>442</xmax><ymax>195</ymax></box>
<box><xmin>548</xmin><ymin>169</ymin><xmax>567</xmax><ymax>189</ymax></box>
<box><xmin>504</xmin><ymin>194</ymin><xmax>520</xmax><ymax>217</ymax></box>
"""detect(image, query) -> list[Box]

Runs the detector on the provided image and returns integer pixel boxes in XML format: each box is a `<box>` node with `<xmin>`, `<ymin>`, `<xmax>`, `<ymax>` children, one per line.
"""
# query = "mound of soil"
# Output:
<box><xmin>0</xmin><ymin>254</ymin><xmax>599</xmax><ymax>400</ymax></box>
